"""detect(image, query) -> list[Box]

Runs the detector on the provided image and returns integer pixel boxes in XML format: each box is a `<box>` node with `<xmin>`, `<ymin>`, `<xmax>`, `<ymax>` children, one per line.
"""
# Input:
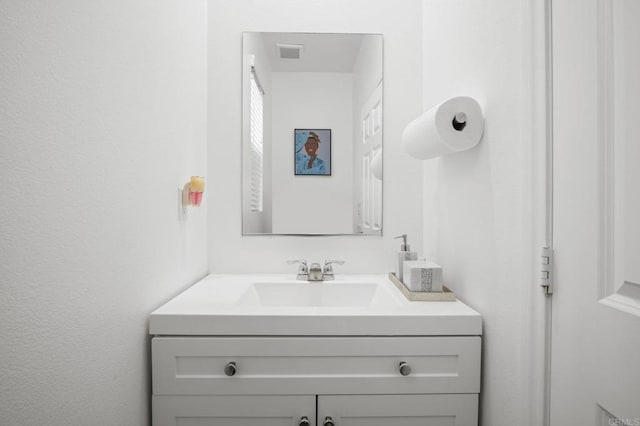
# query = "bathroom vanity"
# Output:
<box><xmin>150</xmin><ymin>274</ymin><xmax>482</xmax><ymax>425</ymax></box>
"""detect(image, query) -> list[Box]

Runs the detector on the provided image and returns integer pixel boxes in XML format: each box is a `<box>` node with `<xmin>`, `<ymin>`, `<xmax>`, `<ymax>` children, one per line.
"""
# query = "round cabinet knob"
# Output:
<box><xmin>299</xmin><ymin>416</ymin><xmax>311</xmax><ymax>426</ymax></box>
<box><xmin>399</xmin><ymin>361</ymin><xmax>411</xmax><ymax>376</ymax></box>
<box><xmin>224</xmin><ymin>361</ymin><xmax>237</xmax><ymax>377</ymax></box>
<box><xmin>323</xmin><ymin>417</ymin><xmax>335</xmax><ymax>426</ymax></box>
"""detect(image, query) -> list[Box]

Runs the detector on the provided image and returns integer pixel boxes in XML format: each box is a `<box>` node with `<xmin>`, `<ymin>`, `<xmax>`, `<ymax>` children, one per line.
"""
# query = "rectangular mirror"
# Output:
<box><xmin>242</xmin><ymin>32</ymin><xmax>383</xmax><ymax>235</ymax></box>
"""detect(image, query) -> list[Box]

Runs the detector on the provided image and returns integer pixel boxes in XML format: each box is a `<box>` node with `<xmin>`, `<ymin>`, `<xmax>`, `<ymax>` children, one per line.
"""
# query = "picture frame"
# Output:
<box><xmin>294</xmin><ymin>129</ymin><xmax>332</xmax><ymax>176</ymax></box>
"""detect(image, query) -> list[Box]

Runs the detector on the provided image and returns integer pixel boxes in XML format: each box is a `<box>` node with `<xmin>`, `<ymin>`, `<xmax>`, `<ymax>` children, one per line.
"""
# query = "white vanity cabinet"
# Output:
<box><xmin>151</xmin><ymin>336</ymin><xmax>481</xmax><ymax>425</ymax></box>
<box><xmin>150</xmin><ymin>274</ymin><xmax>483</xmax><ymax>426</ymax></box>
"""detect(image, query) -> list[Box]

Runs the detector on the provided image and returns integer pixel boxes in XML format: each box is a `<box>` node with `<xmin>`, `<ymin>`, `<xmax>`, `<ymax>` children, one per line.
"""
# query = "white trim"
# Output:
<box><xmin>542</xmin><ymin>2</ymin><xmax>554</xmax><ymax>426</ymax></box>
<box><xmin>545</xmin><ymin>0</ymin><xmax>554</xmax><ymax>248</ymax></box>
<box><xmin>600</xmin><ymin>282</ymin><xmax>640</xmax><ymax>317</ymax></box>
<box><xmin>598</xmin><ymin>0</ymin><xmax>616</xmax><ymax>300</ymax></box>
<box><xmin>523</xmin><ymin>0</ymin><xmax>554</xmax><ymax>424</ymax></box>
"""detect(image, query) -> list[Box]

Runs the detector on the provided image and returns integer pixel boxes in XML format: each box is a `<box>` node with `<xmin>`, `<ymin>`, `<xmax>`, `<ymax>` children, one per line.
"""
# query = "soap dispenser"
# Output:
<box><xmin>394</xmin><ymin>234</ymin><xmax>417</xmax><ymax>282</ymax></box>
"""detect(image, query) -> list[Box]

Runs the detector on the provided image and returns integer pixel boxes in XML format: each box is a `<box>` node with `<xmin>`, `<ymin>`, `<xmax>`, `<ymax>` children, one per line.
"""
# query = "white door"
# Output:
<box><xmin>153</xmin><ymin>395</ymin><xmax>315</xmax><ymax>426</ymax></box>
<box><xmin>318</xmin><ymin>395</ymin><xmax>478</xmax><ymax>426</ymax></box>
<box><xmin>354</xmin><ymin>82</ymin><xmax>383</xmax><ymax>234</ymax></box>
<box><xmin>551</xmin><ymin>0</ymin><xmax>640</xmax><ymax>424</ymax></box>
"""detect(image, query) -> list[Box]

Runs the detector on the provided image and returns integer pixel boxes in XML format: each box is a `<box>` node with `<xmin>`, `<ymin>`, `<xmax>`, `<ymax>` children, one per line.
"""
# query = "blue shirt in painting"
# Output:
<box><xmin>295</xmin><ymin>153</ymin><xmax>326</xmax><ymax>175</ymax></box>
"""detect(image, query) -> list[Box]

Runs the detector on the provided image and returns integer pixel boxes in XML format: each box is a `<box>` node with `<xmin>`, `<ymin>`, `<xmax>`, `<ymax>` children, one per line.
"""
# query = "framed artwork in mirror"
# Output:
<box><xmin>294</xmin><ymin>129</ymin><xmax>331</xmax><ymax>176</ymax></box>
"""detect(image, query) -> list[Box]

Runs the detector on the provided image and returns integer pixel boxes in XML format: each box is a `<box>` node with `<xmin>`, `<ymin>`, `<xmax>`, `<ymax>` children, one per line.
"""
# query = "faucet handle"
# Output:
<box><xmin>287</xmin><ymin>259</ymin><xmax>309</xmax><ymax>280</ymax></box>
<box><xmin>323</xmin><ymin>260</ymin><xmax>345</xmax><ymax>280</ymax></box>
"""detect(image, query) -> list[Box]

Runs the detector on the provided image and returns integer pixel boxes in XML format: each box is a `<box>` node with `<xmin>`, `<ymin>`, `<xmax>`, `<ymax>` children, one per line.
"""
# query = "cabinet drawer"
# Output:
<box><xmin>152</xmin><ymin>337</ymin><xmax>480</xmax><ymax>395</ymax></box>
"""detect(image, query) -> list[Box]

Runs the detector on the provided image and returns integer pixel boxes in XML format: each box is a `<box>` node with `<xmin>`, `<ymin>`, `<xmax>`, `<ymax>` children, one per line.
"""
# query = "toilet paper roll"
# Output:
<box><xmin>402</xmin><ymin>96</ymin><xmax>484</xmax><ymax>160</ymax></box>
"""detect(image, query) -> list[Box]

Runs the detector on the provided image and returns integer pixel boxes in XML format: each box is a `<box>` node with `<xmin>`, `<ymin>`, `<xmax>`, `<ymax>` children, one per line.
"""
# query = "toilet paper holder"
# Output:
<box><xmin>402</xmin><ymin>96</ymin><xmax>484</xmax><ymax>160</ymax></box>
<box><xmin>451</xmin><ymin>112</ymin><xmax>467</xmax><ymax>131</ymax></box>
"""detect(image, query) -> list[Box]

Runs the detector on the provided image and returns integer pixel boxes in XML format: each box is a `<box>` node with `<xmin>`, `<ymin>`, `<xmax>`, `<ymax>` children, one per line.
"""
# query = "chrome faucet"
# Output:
<box><xmin>288</xmin><ymin>259</ymin><xmax>345</xmax><ymax>281</ymax></box>
<box><xmin>308</xmin><ymin>263</ymin><xmax>324</xmax><ymax>281</ymax></box>
<box><xmin>322</xmin><ymin>260</ymin><xmax>345</xmax><ymax>281</ymax></box>
<box><xmin>287</xmin><ymin>260</ymin><xmax>309</xmax><ymax>280</ymax></box>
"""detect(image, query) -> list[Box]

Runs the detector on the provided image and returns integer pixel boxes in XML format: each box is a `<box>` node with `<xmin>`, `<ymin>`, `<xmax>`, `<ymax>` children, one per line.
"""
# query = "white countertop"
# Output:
<box><xmin>149</xmin><ymin>274</ymin><xmax>482</xmax><ymax>336</ymax></box>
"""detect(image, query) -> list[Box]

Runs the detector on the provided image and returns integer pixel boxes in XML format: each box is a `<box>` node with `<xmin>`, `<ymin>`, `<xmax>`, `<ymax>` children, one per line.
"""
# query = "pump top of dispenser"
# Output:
<box><xmin>394</xmin><ymin>234</ymin><xmax>411</xmax><ymax>251</ymax></box>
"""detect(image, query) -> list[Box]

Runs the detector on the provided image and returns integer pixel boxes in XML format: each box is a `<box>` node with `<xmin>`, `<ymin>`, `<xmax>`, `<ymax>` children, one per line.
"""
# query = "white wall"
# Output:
<box><xmin>208</xmin><ymin>0</ymin><xmax>423</xmax><ymax>273</ymax></box>
<box><xmin>421</xmin><ymin>1</ymin><xmax>541</xmax><ymax>425</ymax></box>
<box><xmin>353</xmin><ymin>36</ymin><xmax>384</xmax><ymax>105</ymax></box>
<box><xmin>0</xmin><ymin>1</ymin><xmax>207</xmax><ymax>425</ymax></box>
<box><xmin>271</xmin><ymin>72</ymin><xmax>353</xmax><ymax>234</ymax></box>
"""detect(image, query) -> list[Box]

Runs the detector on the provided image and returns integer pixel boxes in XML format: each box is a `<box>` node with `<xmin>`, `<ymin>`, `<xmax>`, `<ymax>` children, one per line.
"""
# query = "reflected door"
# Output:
<box><xmin>356</xmin><ymin>82</ymin><xmax>383</xmax><ymax>234</ymax></box>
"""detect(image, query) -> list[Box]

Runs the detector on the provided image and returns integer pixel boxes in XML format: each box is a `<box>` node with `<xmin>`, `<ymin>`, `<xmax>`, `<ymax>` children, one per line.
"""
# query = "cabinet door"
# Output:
<box><xmin>318</xmin><ymin>394</ymin><xmax>477</xmax><ymax>426</ymax></box>
<box><xmin>153</xmin><ymin>395</ymin><xmax>315</xmax><ymax>426</ymax></box>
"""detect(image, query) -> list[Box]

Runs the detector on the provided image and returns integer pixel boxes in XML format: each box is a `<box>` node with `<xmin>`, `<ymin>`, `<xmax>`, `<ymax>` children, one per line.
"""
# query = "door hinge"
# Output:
<box><xmin>540</xmin><ymin>246</ymin><xmax>553</xmax><ymax>295</ymax></box>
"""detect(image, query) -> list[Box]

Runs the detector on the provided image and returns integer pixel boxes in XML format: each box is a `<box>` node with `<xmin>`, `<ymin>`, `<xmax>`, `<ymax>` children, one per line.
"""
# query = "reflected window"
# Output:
<box><xmin>250</xmin><ymin>71</ymin><xmax>264</xmax><ymax>212</ymax></box>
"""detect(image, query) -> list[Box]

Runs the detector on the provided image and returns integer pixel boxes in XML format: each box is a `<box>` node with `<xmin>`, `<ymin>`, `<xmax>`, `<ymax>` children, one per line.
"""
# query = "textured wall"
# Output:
<box><xmin>0</xmin><ymin>1</ymin><xmax>208</xmax><ymax>424</ymax></box>
<box><xmin>208</xmin><ymin>0</ymin><xmax>423</xmax><ymax>273</ymax></box>
<box><xmin>421</xmin><ymin>1</ymin><xmax>539</xmax><ymax>425</ymax></box>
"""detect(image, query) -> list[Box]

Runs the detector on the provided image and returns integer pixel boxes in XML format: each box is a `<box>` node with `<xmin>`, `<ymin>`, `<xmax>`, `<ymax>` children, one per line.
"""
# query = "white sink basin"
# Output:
<box><xmin>149</xmin><ymin>274</ymin><xmax>483</xmax><ymax>336</ymax></box>
<box><xmin>238</xmin><ymin>282</ymin><xmax>399</xmax><ymax>308</ymax></box>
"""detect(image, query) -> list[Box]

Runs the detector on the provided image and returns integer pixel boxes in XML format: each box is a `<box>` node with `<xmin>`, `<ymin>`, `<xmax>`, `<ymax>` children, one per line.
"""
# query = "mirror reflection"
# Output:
<box><xmin>242</xmin><ymin>32</ymin><xmax>383</xmax><ymax>235</ymax></box>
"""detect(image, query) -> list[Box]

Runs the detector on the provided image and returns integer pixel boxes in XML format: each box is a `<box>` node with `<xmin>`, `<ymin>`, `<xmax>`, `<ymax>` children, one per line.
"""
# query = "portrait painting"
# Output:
<box><xmin>294</xmin><ymin>129</ymin><xmax>331</xmax><ymax>176</ymax></box>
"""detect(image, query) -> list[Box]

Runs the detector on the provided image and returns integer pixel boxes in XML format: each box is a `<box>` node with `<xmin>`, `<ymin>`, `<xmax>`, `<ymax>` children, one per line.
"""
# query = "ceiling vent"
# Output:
<box><xmin>277</xmin><ymin>44</ymin><xmax>304</xmax><ymax>60</ymax></box>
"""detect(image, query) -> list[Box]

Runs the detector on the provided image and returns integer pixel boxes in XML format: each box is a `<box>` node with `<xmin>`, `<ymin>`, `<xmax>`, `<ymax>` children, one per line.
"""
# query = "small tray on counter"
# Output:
<box><xmin>388</xmin><ymin>272</ymin><xmax>457</xmax><ymax>302</ymax></box>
